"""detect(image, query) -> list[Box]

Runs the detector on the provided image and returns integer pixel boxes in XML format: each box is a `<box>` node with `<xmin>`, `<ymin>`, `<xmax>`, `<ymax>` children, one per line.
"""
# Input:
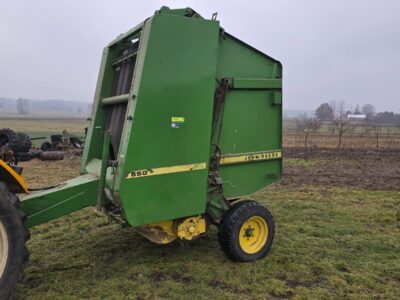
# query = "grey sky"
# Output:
<box><xmin>1</xmin><ymin>0</ymin><xmax>399</xmax><ymax>112</ymax></box>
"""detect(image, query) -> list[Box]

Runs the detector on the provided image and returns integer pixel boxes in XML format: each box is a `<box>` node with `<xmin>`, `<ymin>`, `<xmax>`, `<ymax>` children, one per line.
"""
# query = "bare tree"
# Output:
<box><xmin>328</xmin><ymin>121</ymin><xmax>336</xmax><ymax>134</ymax></box>
<box><xmin>361</xmin><ymin>118</ymin><xmax>374</xmax><ymax>136</ymax></box>
<box><xmin>295</xmin><ymin>114</ymin><xmax>321</xmax><ymax>149</ymax></box>
<box><xmin>386</xmin><ymin>127</ymin><xmax>397</xmax><ymax>149</ymax></box>
<box><xmin>371</xmin><ymin>117</ymin><xmax>383</xmax><ymax>148</ymax></box>
<box><xmin>333</xmin><ymin>116</ymin><xmax>354</xmax><ymax>148</ymax></box>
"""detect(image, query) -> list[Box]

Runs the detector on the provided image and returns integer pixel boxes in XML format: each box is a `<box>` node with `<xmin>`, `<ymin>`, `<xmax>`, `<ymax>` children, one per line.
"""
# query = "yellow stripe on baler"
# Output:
<box><xmin>126</xmin><ymin>162</ymin><xmax>207</xmax><ymax>179</ymax></box>
<box><xmin>220</xmin><ymin>151</ymin><xmax>282</xmax><ymax>165</ymax></box>
<box><xmin>126</xmin><ymin>150</ymin><xmax>282</xmax><ymax>179</ymax></box>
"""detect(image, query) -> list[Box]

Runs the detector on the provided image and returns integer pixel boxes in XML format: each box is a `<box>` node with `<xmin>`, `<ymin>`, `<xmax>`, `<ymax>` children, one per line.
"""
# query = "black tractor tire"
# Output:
<box><xmin>0</xmin><ymin>129</ymin><xmax>19</xmax><ymax>153</ymax></box>
<box><xmin>16</xmin><ymin>133</ymin><xmax>32</xmax><ymax>153</ymax></box>
<box><xmin>0</xmin><ymin>182</ymin><xmax>30</xmax><ymax>300</ymax></box>
<box><xmin>218</xmin><ymin>200</ymin><xmax>275</xmax><ymax>262</ymax></box>
<box><xmin>16</xmin><ymin>152</ymin><xmax>32</xmax><ymax>162</ymax></box>
<box><xmin>40</xmin><ymin>142</ymin><xmax>52</xmax><ymax>152</ymax></box>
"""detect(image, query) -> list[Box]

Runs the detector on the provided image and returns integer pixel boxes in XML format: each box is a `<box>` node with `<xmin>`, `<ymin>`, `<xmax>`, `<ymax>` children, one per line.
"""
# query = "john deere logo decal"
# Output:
<box><xmin>171</xmin><ymin>117</ymin><xmax>185</xmax><ymax>128</ymax></box>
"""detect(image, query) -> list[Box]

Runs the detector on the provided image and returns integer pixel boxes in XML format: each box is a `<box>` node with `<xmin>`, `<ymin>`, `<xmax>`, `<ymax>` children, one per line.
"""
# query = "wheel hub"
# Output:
<box><xmin>244</xmin><ymin>226</ymin><xmax>254</xmax><ymax>239</ymax></box>
<box><xmin>0</xmin><ymin>218</ymin><xmax>9</xmax><ymax>278</ymax></box>
<box><xmin>239</xmin><ymin>216</ymin><xmax>268</xmax><ymax>254</ymax></box>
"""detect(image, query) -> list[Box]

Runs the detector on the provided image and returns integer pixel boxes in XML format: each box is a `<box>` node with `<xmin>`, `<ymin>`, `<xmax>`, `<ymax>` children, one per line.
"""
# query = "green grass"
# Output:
<box><xmin>14</xmin><ymin>186</ymin><xmax>400</xmax><ymax>299</ymax></box>
<box><xmin>5</xmin><ymin>118</ymin><xmax>399</xmax><ymax>298</ymax></box>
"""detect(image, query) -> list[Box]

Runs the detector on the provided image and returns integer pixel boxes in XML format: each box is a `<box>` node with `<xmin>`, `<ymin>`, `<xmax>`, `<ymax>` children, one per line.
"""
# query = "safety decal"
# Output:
<box><xmin>171</xmin><ymin>117</ymin><xmax>185</xmax><ymax>128</ymax></box>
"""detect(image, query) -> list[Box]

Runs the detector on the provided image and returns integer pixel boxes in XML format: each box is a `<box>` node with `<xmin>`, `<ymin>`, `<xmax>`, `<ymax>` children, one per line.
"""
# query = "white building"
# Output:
<box><xmin>347</xmin><ymin>114</ymin><xmax>367</xmax><ymax>119</ymax></box>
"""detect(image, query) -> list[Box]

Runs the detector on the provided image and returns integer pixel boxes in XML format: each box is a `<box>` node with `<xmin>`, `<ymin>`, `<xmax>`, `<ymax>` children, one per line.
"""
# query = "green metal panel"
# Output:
<box><xmin>81</xmin><ymin>27</ymin><xmax>142</xmax><ymax>174</ymax></box>
<box><xmin>80</xmin><ymin>47</ymin><xmax>114</xmax><ymax>174</ymax></box>
<box><xmin>233</xmin><ymin>78</ymin><xmax>282</xmax><ymax>89</ymax></box>
<box><xmin>215</xmin><ymin>35</ymin><xmax>282</xmax><ymax>198</ymax></box>
<box><xmin>219</xmin><ymin>90</ymin><xmax>282</xmax><ymax>197</ymax></box>
<box><xmin>21</xmin><ymin>174</ymin><xmax>98</xmax><ymax>228</ymax></box>
<box><xmin>216</xmin><ymin>33</ymin><xmax>281</xmax><ymax>79</ymax></box>
<box><xmin>113</xmin><ymin>14</ymin><xmax>220</xmax><ymax>226</ymax></box>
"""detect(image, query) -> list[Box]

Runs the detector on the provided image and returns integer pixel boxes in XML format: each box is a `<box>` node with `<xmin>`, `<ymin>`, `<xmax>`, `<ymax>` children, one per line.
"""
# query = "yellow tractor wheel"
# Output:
<box><xmin>218</xmin><ymin>200</ymin><xmax>275</xmax><ymax>262</ymax></box>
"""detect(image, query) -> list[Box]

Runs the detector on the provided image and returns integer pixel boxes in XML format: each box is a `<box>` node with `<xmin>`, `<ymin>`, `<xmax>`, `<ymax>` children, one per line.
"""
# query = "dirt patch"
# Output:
<box><xmin>19</xmin><ymin>155</ymin><xmax>81</xmax><ymax>188</ymax></box>
<box><xmin>281</xmin><ymin>148</ymin><xmax>400</xmax><ymax>191</ymax></box>
<box><xmin>284</xmin><ymin>147</ymin><xmax>400</xmax><ymax>160</ymax></box>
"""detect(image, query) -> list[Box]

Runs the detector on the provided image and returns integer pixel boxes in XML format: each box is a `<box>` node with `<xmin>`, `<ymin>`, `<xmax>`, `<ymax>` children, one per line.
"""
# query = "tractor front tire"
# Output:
<box><xmin>0</xmin><ymin>182</ymin><xmax>30</xmax><ymax>300</ymax></box>
<box><xmin>17</xmin><ymin>133</ymin><xmax>32</xmax><ymax>153</ymax></box>
<box><xmin>218</xmin><ymin>200</ymin><xmax>275</xmax><ymax>262</ymax></box>
<box><xmin>0</xmin><ymin>129</ymin><xmax>19</xmax><ymax>153</ymax></box>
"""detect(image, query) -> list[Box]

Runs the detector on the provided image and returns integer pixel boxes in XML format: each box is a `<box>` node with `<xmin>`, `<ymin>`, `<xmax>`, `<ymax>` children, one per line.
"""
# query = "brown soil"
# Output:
<box><xmin>18</xmin><ymin>148</ymin><xmax>400</xmax><ymax>192</ymax></box>
<box><xmin>19</xmin><ymin>155</ymin><xmax>81</xmax><ymax>189</ymax></box>
<box><xmin>281</xmin><ymin>148</ymin><xmax>400</xmax><ymax>191</ymax></box>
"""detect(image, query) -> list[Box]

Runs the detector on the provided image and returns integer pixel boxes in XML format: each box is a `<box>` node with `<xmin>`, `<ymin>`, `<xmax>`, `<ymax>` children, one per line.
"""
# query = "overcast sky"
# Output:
<box><xmin>1</xmin><ymin>0</ymin><xmax>399</xmax><ymax>112</ymax></box>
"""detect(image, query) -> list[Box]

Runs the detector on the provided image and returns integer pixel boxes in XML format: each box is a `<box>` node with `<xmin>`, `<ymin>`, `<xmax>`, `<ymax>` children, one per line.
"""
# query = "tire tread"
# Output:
<box><xmin>0</xmin><ymin>182</ymin><xmax>30</xmax><ymax>300</ymax></box>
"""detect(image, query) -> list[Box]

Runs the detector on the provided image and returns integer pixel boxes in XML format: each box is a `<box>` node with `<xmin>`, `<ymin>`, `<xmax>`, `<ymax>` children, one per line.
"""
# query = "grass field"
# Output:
<box><xmin>2</xmin><ymin>118</ymin><xmax>399</xmax><ymax>299</ymax></box>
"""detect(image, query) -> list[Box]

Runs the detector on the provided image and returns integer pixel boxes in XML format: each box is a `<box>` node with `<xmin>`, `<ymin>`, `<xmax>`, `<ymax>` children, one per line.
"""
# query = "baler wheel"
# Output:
<box><xmin>218</xmin><ymin>200</ymin><xmax>275</xmax><ymax>262</ymax></box>
<box><xmin>0</xmin><ymin>182</ymin><xmax>30</xmax><ymax>300</ymax></box>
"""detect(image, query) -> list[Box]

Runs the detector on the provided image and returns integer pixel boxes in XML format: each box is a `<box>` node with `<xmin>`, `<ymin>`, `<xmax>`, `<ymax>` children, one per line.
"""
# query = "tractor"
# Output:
<box><xmin>0</xmin><ymin>7</ymin><xmax>282</xmax><ymax>298</ymax></box>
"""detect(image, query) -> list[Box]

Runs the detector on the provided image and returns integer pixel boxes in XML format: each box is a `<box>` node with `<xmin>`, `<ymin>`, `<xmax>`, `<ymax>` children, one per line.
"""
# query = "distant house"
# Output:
<box><xmin>347</xmin><ymin>114</ymin><xmax>366</xmax><ymax>119</ymax></box>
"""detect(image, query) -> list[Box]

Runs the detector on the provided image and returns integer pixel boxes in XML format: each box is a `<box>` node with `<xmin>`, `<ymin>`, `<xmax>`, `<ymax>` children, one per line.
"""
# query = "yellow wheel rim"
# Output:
<box><xmin>0</xmin><ymin>218</ymin><xmax>9</xmax><ymax>278</ymax></box>
<box><xmin>239</xmin><ymin>216</ymin><xmax>268</xmax><ymax>254</ymax></box>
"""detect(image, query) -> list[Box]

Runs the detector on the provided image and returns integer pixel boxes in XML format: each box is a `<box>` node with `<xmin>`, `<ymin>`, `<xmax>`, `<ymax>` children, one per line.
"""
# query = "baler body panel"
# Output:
<box><xmin>215</xmin><ymin>34</ymin><xmax>282</xmax><ymax>197</ymax></box>
<box><xmin>113</xmin><ymin>15</ymin><xmax>220</xmax><ymax>226</ymax></box>
<box><xmin>29</xmin><ymin>7</ymin><xmax>282</xmax><ymax>228</ymax></box>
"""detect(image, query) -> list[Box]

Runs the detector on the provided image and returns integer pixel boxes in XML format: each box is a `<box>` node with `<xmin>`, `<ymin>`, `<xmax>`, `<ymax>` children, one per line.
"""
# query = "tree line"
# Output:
<box><xmin>294</xmin><ymin>102</ymin><xmax>400</xmax><ymax>149</ymax></box>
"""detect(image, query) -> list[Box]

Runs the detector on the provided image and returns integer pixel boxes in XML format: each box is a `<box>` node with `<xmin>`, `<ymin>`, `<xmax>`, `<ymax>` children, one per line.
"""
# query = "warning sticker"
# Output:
<box><xmin>171</xmin><ymin>117</ymin><xmax>185</xmax><ymax>123</ymax></box>
<box><xmin>171</xmin><ymin>117</ymin><xmax>185</xmax><ymax>128</ymax></box>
